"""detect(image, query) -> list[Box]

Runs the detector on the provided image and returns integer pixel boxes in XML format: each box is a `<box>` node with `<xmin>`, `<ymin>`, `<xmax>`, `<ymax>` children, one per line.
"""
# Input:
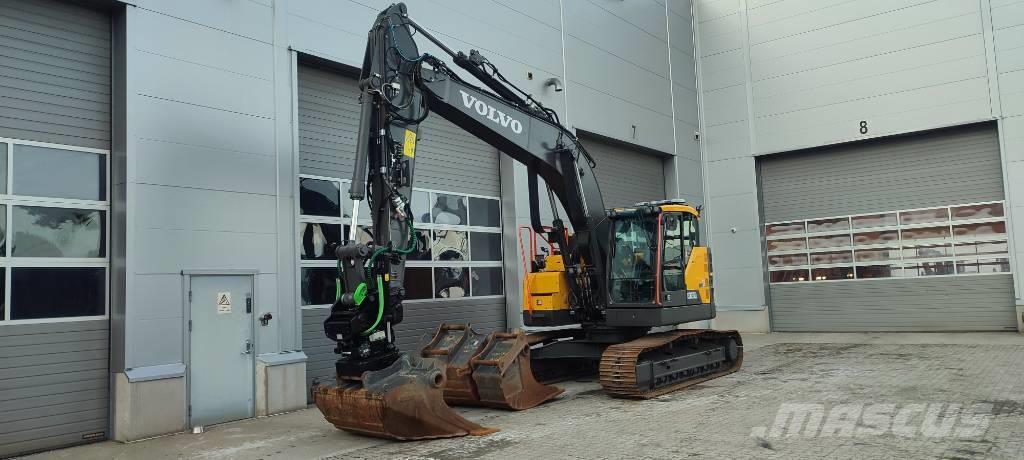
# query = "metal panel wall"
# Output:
<box><xmin>0</xmin><ymin>321</ymin><xmax>109</xmax><ymax>457</ymax></box>
<box><xmin>582</xmin><ymin>137</ymin><xmax>667</xmax><ymax>208</ymax></box>
<box><xmin>760</xmin><ymin>123</ymin><xmax>1005</xmax><ymax>223</ymax></box>
<box><xmin>759</xmin><ymin>123</ymin><xmax>1014</xmax><ymax>331</ymax></box>
<box><xmin>0</xmin><ymin>0</ymin><xmax>111</xmax><ymax>149</ymax></box>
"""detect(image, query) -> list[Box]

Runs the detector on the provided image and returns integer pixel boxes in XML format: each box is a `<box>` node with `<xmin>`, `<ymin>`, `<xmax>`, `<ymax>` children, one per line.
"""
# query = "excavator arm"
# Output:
<box><xmin>323</xmin><ymin>3</ymin><xmax>609</xmax><ymax>377</ymax></box>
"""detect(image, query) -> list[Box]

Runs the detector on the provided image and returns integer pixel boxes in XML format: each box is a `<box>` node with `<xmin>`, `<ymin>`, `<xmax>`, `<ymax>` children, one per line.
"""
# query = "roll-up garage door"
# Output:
<box><xmin>297</xmin><ymin>63</ymin><xmax>506</xmax><ymax>397</ymax></box>
<box><xmin>581</xmin><ymin>136</ymin><xmax>667</xmax><ymax>208</ymax></box>
<box><xmin>0</xmin><ymin>0</ymin><xmax>111</xmax><ymax>457</ymax></box>
<box><xmin>759</xmin><ymin>122</ymin><xmax>1016</xmax><ymax>331</ymax></box>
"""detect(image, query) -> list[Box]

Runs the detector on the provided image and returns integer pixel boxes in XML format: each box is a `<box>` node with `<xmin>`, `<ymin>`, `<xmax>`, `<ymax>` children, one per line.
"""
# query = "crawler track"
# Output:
<box><xmin>599</xmin><ymin>329</ymin><xmax>743</xmax><ymax>399</ymax></box>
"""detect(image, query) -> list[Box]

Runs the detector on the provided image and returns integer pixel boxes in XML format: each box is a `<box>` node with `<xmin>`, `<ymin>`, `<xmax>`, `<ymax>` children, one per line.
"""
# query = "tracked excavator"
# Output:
<box><xmin>311</xmin><ymin>3</ymin><xmax>743</xmax><ymax>440</ymax></box>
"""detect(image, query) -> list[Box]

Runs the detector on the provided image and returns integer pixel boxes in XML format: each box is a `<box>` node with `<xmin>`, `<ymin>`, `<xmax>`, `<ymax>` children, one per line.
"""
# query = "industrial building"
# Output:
<box><xmin>0</xmin><ymin>0</ymin><xmax>1021</xmax><ymax>457</ymax></box>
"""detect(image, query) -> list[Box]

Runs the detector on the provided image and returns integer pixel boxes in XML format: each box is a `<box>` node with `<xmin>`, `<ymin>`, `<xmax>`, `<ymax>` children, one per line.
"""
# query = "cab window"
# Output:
<box><xmin>661</xmin><ymin>212</ymin><xmax>699</xmax><ymax>293</ymax></box>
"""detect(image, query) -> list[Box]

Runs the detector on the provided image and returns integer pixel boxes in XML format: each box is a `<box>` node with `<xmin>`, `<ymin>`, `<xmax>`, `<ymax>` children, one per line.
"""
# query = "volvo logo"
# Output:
<box><xmin>459</xmin><ymin>90</ymin><xmax>523</xmax><ymax>134</ymax></box>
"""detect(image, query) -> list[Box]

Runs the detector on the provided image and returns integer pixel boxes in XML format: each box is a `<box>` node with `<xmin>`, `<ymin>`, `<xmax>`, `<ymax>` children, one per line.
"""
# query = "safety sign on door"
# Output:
<box><xmin>216</xmin><ymin>292</ymin><xmax>232</xmax><ymax>314</ymax></box>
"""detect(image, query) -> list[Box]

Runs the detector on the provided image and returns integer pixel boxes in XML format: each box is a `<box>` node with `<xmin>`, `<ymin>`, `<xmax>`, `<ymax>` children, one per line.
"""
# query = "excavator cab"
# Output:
<box><xmin>524</xmin><ymin>200</ymin><xmax>713</xmax><ymax>327</ymax></box>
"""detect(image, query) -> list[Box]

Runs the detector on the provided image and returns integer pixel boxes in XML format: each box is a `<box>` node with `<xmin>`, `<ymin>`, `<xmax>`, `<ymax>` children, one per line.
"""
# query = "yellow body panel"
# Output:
<box><xmin>685</xmin><ymin>246</ymin><xmax>712</xmax><ymax>304</ymax></box>
<box><xmin>523</xmin><ymin>255</ymin><xmax>571</xmax><ymax>312</ymax></box>
<box><xmin>658</xmin><ymin>204</ymin><xmax>699</xmax><ymax>216</ymax></box>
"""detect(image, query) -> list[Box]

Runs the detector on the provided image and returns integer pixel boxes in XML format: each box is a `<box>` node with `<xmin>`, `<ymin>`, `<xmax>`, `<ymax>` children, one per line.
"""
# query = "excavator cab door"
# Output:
<box><xmin>658</xmin><ymin>211</ymin><xmax>705</xmax><ymax>306</ymax></box>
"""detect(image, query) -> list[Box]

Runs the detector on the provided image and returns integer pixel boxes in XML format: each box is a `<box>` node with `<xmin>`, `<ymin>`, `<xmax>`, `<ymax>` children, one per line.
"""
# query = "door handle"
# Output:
<box><xmin>243</xmin><ymin>339</ymin><xmax>253</xmax><ymax>355</ymax></box>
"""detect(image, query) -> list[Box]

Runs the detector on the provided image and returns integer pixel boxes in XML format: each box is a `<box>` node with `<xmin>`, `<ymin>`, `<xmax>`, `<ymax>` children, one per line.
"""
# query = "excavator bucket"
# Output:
<box><xmin>421</xmin><ymin>324</ymin><xmax>563</xmax><ymax>410</ymax></box>
<box><xmin>420</xmin><ymin>323</ymin><xmax>489</xmax><ymax>406</ymax></box>
<box><xmin>311</xmin><ymin>353</ymin><xmax>497</xmax><ymax>441</ymax></box>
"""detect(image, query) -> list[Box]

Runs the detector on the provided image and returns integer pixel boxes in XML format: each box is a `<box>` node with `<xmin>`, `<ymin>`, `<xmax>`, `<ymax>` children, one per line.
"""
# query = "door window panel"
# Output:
<box><xmin>299</xmin><ymin>178</ymin><xmax>341</xmax><ymax>217</ymax></box>
<box><xmin>767</xmin><ymin>238</ymin><xmax>806</xmax><ymax>252</ymax></box>
<box><xmin>851</xmin><ymin>213</ymin><xmax>897</xmax><ymax>229</ymax></box>
<box><xmin>13</xmin><ymin>145</ymin><xmax>106</xmax><ymax>201</ymax></box>
<box><xmin>901</xmin><ymin>226</ymin><xmax>951</xmax><ymax>242</ymax></box>
<box><xmin>300</xmin><ymin>268</ymin><xmax>336</xmax><ymax>306</ymax></box>
<box><xmin>904</xmin><ymin>261</ymin><xmax>954</xmax><ymax>277</ymax></box>
<box><xmin>808</xmin><ymin>234</ymin><xmax>851</xmax><ymax>249</ymax></box>
<box><xmin>769</xmin><ymin>269</ymin><xmax>808</xmax><ymax>283</ymax></box>
<box><xmin>766</xmin><ymin>222</ymin><xmax>804</xmax><ymax>236</ymax></box>
<box><xmin>768</xmin><ymin>253</ymin><xmax>808</xmax><ymax>267</ymax></box>
<box><xmin>431</xmin><ymin>193</ymin><xmax>468</xmax><ymax>225</ymax></box>
<box><xmin>855</xmin><ymin>248</ymin><xmax>900</xmax><ymax>262</ymax></box>
<box><xmin>434</xmin><ymin>267</ymin><xmax>469</xmax><ymax>298</ymax></box>
<box><xmin>956</xmin><ymin>258</ymin><xmax>1010</xmax><ymax>274</ymax></box>
<box><xmin>407</xmin><ymin>229</ymin><xmax>432</xmax><ymax>261</ymax></box>
<box><xmin>299</xmin><ymin>223</ymin><xmax>343</xmax><ymax>260</ymax></box>
<box><xmin>471</xmin><ymin>267</ymin><xmax>503</xmax><ymax>296</ymax></box>
<box><xmin>853</xmin><ymin>230</ymin><xmax>899</xmax><ymax>246</ymax></box>
<box><xmin>856</xmin><ymin>265</ymin><xmax>900</xmax><ymax>279</ymax></box>
<box><xmin>955</xmin><ymin>241</ymin><xmax>1008</xmax><ymax>257</ymax></box>
<box><xmin>12</xmin><ymin>207</ymin><xmax>105</xmax><ymax>258</ymax></box>
<box><xmin>806</xmin><ymin>217</ymin><xmax>849</xmax><ymax>233</ymax></box>
<box><xmin>404</xmin><ymin>267</ymin><xmax>433</xmax><ymax>299</ymax></box>
<box><xmin>900</xmin><ymin>208</ymin><xmax>949</xmax><ymax>225</ymax></box>
<box><xmin>953</xmin><ymin>222</ymin><xmax>1006</xmax><ymax>239</ymax></box>
<box><xmin>661</xmin><ymin>215</ymin><xmax>685</xmax><ymax>292</ymax></box>
<box><xmin>470</xmin><ymin>232</ymin><xmax>502</xmax><ymax>261</ymax></box>
<box><xmin>11</xmin><ymin>267</ymin><xmax>105</xmax><ymax>319</ymax></box>
<box><xmin>902</xmin><ymin>244</ymin><xmax>952</xmax><ymax>260</ymax></box>
<box><xmin>952</xmin><ymin>203</ymin><xmax>1003</xmax><ymax>221</ymax></box>
<box><xmin>811</xmin><ymin>266</ymin><xmax>854</xmax><ymax>281</ymax></box>
<box><xmin>432</xmin><ymin>230</ymin><xmax>468</xmax><ymax>262</ymax></box>
<box><xmin>469</xmin><ymin>197</ymin><xmax>501</xmax><ymax>228</ymax></box>
<box><xmin>809</xmin><ymin>251</ymin><xmax>853</xmax><ymax>265</ymax></box>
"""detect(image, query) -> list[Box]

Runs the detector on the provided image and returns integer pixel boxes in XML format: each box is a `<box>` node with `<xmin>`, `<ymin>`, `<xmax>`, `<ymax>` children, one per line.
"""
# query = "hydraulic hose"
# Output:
<box><xmin>362</xmin><ymin>275</ymin><xmax>385</xmax><ymax>336</ymax></box>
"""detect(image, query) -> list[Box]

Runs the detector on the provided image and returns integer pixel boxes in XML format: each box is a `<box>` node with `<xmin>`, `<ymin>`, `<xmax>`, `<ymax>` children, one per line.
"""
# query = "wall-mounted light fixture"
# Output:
<box><xmin>544</xmin><ymin>77</ymin><xmax>564</xmax><ymax>92</ymax></box>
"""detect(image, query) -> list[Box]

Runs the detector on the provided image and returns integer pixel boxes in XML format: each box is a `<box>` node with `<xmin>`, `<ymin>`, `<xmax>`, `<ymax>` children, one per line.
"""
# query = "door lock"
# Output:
<box><xmin>259</xmin><ymin>313</ymin><xmax>273</xmax><ymax>326</ymax></box>
<box><xmin>243</xmin><ymin>339</ymin><xmax>253</xmax><ymax>355</ymax></box>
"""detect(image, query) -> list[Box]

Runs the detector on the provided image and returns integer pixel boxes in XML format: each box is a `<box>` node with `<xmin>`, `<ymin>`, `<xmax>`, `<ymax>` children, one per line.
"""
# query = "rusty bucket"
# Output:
<box><xmin>312</xmin><ymin>354</ymin><xmax>497</xmax><ymax>440</ymax></box>
<box><xmin>421</xmin><ymin>324</ymin><xmax>563</xmax><ymax>411</ymax></box>
<box><xmin>470</xmin><ymin>330</ymin><xmax>564</xmax><ymax>410</ymax></box>
<box><xmin>420</xmin><ymin>323</ymin><xmax>489</xmax><ymax>406</ymax></box>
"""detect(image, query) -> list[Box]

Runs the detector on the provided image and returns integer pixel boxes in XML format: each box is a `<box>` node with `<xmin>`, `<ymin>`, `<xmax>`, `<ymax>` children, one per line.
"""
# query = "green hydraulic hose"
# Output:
<box><xmin>362</xmin><ymin>275</ymin><xmax>385</xmax><ymax>336</ymax></box>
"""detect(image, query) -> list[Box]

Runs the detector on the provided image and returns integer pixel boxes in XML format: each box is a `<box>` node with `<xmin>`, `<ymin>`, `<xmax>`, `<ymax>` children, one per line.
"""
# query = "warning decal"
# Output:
<box><xmin>403</xmin><ymin>129</ymin><xmax>417</xmax><ymax>158</ymax></box>
<box><xmin>216</xmin><ymin>292</ymin><xmax>232</xmax><ymax>314</ymax></box>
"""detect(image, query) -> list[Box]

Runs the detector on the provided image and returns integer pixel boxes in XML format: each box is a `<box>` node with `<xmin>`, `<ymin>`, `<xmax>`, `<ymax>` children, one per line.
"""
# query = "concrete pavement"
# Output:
<box><xmin>23</xmin><ymin>332</ymin><xmax>1024</xmax><ymax>459</ymax></box>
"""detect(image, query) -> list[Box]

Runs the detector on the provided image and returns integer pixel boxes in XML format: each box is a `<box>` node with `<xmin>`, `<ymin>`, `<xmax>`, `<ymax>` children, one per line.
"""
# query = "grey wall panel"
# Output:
<box><xmin>747</xmin><ymin>0</ymin><xmax>991</xmax><ymax>153</ymax></box>
<box><xmin>760</xmin><ymin>123</ymin><xmax>1003</xmax><ymax>223</ymax></box>
<box><xmin>302</xmin><ymin>297</ymin><xmax>506</xmax><ymax>401</ymax></box>
<box><xmin>991</xmin><ymin>0</ymin><xmax>1024</xmax><ymax>300</ymax></box>
<box><xmin>582</xmin><ymin>136</ymin><xmax>667</xmax><ymax>208</ymax></box>
<box><xmin>770</xmin><ymin>275</ymin><xmax>1018</xmax><ymax>332</ymax></box>
<box><xmin>0</xmin><ymin>320</ymin><xmax>109</xmax><ymax>457</ymax></box>
<box><xmin>0</xmin><ymin>0</ymin><xmax>110</xmax><ymax>149</ymax></box>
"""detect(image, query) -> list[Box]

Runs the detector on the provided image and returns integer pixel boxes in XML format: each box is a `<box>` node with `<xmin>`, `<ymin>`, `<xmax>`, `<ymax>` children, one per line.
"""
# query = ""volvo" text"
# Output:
<box><xmin>459</xmin><ymin>90</ymin><xmax>523</xmax><ymax>134</ymax></box>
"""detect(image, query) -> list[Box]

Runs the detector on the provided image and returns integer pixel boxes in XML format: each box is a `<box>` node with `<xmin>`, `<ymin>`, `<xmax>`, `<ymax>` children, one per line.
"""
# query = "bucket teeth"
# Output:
<box><xmin>312</xmin><ymin>354</ymin><xmax>497</xmax><ymax>440</ymax></box>
<box><xmin>421</xmin><ymin>323</ymin><xmax>563</xmax><ymax>411</ymax></box>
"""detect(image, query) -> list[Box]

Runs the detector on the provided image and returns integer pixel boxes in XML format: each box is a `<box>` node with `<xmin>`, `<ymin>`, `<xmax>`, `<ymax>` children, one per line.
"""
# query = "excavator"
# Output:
<box><xmin>311</xmin><ymin>3</ymin><xmax>743</xmax><ymax>440</ymax></box>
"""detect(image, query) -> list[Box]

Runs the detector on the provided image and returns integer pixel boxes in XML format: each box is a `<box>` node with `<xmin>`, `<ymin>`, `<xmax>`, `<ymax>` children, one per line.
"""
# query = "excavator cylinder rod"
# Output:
<box><xmin>312</xmin><ymin>354</ymin><xmax>496</xmax><ymax>440</ymax></box>
<box><xmin>420</xmin><ymin>324</ymin><xmax>563</xmax><ymax>410</ymax></box>
<box><xmin>599</xmin><ymin>329</ymin><xmax>743</xmax><ymax>399</ymax></box>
